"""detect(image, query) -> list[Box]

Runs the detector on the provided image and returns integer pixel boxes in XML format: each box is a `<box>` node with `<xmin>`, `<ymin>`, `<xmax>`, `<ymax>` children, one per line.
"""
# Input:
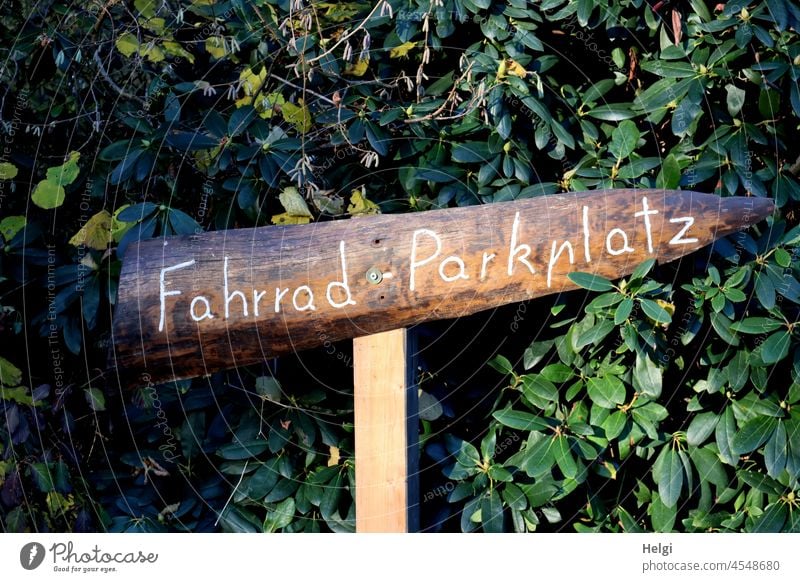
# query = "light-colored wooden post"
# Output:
<box><xmin>353</xmin><ymin>328</ymin><xmax>419</xmax><ymax>532</ymax></box>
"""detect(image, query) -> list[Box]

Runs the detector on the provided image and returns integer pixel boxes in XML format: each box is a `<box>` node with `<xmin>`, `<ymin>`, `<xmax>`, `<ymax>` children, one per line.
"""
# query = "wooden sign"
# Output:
<box><xmin>111</xmin><ymin>189</ymin><xmax>772</xmax><ymax>383</ymax></box>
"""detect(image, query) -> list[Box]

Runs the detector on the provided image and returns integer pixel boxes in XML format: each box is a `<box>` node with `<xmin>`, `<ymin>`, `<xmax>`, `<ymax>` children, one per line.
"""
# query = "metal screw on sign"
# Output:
<box><xmin>366</xmin><ymin>267</ymin><xmax>383</xmax><ymax>285</ymax></box>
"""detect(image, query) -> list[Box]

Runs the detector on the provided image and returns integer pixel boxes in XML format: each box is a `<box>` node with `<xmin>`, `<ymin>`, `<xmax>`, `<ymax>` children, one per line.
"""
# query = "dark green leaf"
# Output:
<box><xmin>488</xmin><ymin>354</ymin><xmax>514</xmax><ymax>375</ymax></box>
<box><xmin>730</xmin><ymin>317</ymin><xmax>783</xmax><ymax>334</ymax></box>
<box><xmin>632</xmin><ymin>353</ymin><xmax>662</xmax><ymax>398</ymax></box>
<box><xmin>640</xmin><ymin>299</ymin><xmax>672</xmax><ymax>325</ymax></box>
<box><xmin>263</xmin><ymin>498</ymin><xmax>295</xmax><ymax>532</ymax></box>
<box><xmin>764</xmin><ymin>421</ymin><xmax>787</xmax><ymax>478</ymax></box>
<box><xmin>752</xmin><ymin>502</ymin><xmax>787</xmax><ymax>533</ymax></box>
<box><xmin>218</xmin><ymin>506</ymin><xmax>260</xmax><ymax>533</ymax></box>
<box><xmin>609</xmin><ymin>120</ymin><xmax>640</xmax><ymax>160</ymax></box>
<box><xmin>481</xmin><ymin>489</ymin><xmax>504</xmax><ymax>532</ymax></box>
<box><xmin>492</xmin><ymin>408</ymin><xmax>552</xmax><ymax>431</ymax></box>
<box><xmin>759</xmin><ymin>331</ymin><xmax>791</xmax><ymax>365</ymax></box>
<box><xmin>523</xmin><ymin>433</ymin><xmax>555</xmax><ymax>477</ymax></box>
<box><xmin>568</xmin><ymin>272</ymin><xmax>614</xmax><ymax>292</ymax></box>
<box><xmin>522</xmin><ymin>374</ymin><xmax>559</xmax><ymax>404</ymax></box>
<box><xmin>614</xmin><ymin>298</ymin><xmax>633</xmax><ymax>324</ymax></box>
<box><xmin>650</xmin><ymin>492</ymin><xmax>677</xmax><ymax>532</ymax></box>
<box><xmin>523</xmin><ymin>340</ymin><xmax>553</xmax><ymax>370</ymax></box>
<box><xmin>217</xmin><ymin>440</ymin><xmax>269</xmax><ymax>460</ymax></box>
<box><xmin>656</xmin><ymin>447</ymin><xmax>683</xmax><ymax>507</ymax></box>
<box><xmin>686</xmin><ymin>412</ymin><xmax>719</xmax><ymax>447</ymax></box>
<box><xmin>586</xmin><ymin>104</ymin><xmax>636</xmax><ymax>121</ymax></box>
<box><xmin>553</xmin><ymin>435</ymin><xmax>578</xmax><ymax>478</ymax></box>
<box><xmin>586</xmin><ymin>375</ymin><xmax>626</xmax><ymax>409</ymax></box>
<box><xmin>732</xmin><ymin>416</ymin><xmax>776</xmax><ymax>455</ymax></box>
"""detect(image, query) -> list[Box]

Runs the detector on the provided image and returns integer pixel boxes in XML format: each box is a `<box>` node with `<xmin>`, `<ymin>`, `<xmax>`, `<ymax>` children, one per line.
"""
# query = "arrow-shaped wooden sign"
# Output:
<box><xmin>111</xmin><ymin>189</ymin><xmax>771</xmax><ymax>383</ymax></box>
<box><xmin>109</xmin><ymin>189</ymin><xmax>772</xmax><ymax>532</ymax></box>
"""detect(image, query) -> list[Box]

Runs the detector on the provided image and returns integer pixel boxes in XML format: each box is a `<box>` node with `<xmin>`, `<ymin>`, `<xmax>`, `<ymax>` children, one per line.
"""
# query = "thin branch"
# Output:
<box><xmin>304</xmin><ymin>1</ymin><xmax>385</xmax><ymax>65</ymax></box>
<box><xmin>215</xmin><ymin>460</ymin><xmax>249</xmax><ymax>527</ymax></box>
<box><xmin>93</xmin><ymin>50</ymin><xmax>146</xmax><ymax>106</ymax></box>
<box><xmin>269</xmin><ymin>73</ymin><xmax>336</xmax><ymax>106</ymax></box>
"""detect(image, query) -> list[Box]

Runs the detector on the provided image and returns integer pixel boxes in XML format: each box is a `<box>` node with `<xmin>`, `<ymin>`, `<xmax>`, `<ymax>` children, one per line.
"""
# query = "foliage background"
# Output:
<box><xmin>1</xmin><ymin>0</ymin><xmax>799</xmax><ymax>532</ymax></box>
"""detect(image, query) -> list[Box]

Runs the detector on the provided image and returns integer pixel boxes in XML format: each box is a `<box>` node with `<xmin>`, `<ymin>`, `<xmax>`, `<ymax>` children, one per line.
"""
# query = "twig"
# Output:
<box><xmin>93</xmin><ymin>50</ymin><xmax>146</xmax><ymax>106</ymax></box>
<box><xmin>215</xmin><ymin>460</ymin><xmax>249</xmax><ymax>527</ymax></box>
<box><xmin>405</xmin><ymin>63</ymin><xmax>479</xmax><ymax>124</ymax></box>
<box><xmin>304</xmin><ymin>1</ymin><xmax>385</xmax><ymax>65</ymax></box>
<box><xmin>269</xmin><ymin>73</ymin><xmax>336</xmax><ymax>106</ymax></box>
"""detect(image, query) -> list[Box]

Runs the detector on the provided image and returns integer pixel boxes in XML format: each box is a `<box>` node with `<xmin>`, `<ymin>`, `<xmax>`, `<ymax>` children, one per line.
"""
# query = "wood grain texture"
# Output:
<box><xmin>353</xmin><ymin>328</ymin><xmax>414</xmax><ymax>532</ymax></box>
<box><xmin>110</xmin><ymin>189</ymin><xmax>773</xmax><ymax>384</ymax></box>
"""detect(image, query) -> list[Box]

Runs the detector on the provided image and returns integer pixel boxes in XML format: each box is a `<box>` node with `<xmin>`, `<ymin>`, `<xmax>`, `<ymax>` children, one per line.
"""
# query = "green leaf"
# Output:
<box><xmin>640</xmin><ymin>298</ymin><xmax>672</xmax><ymax>325</ymax></box>
<box><xmin>488</xmin><ymin>354</ymin><xmax>514</xmax><ymax>375</ymax></box>
<box><xmin>730</xmin><ymin>317</ymin><xmax>783</xmax><ymax>334</ymax></box>
<box><xmin>608</xmin><ymin>120</ymin><xmax>640</xmax><ymax>160</ymax></box>
<box><xmin>686</xmin><ymin>412</ymin><xmax>719</xmax><ymax>446</ymax></box>
<box><xmin>282</xmin><ymin>101</ymin><xmax>312</xmax><ymax>133</ymax></box>
<box><xmin>521</xmin><ymin>374</ymin><xmax>559</xmax><ymax>404</ymax></box>
<box><xmin>492</xmin><ymin>408</ymin><xmax>552</xmax><ymax>431</ymax></box>
<box><xmin>84</xmin><ymin>387</ymin><xmax>106</xmax><ymax>411</ymax></box>
<box><xmin>218</xmin><ymin>506</ymin><xmax>260</xmax><ymax>533</ymax></box>
<box><xmin>601</xmin><ymin>410</ymin><xmax>627</xmax><ymax>440</ymax></box>
<box><xmin>523</xmin><ymin>433</ymin><xmax>556</xmax><ymax>477</ymax></box>
<box><xmin>586</xmin><ymin>104</ymin><xmax>636</xmax><ymax>121</ymax></box>
<box><xmin>656</xmin><ymin>447</ymin><xmax>683</xmax><ymax>507</ymax></box>
<box><xmin>716</xmin><ymin>407</ymin><xmax>738</xmax><ymax>465</ymax></box>
<box><xmin>689</xmin><ymin>447</ymin><xmax>728</xmax><ymax>488</ymax></box>
<box><xmin>614</xmin><ymin>298</ymin><xmax>634</xmax><ymax>324</ymax></box>
<box><xmin>575</xmin><ymin>319</ymin><xmax>614</xmax><ymax>350</ymax></box>
<box><xmin>218</xmin><ymin>440</ymin><xmax>269</xmax><ymax>460</ymax></box>
<box><xmin>656</xmin><ymin>154</ymin><xmax>681</xmax><ymax>189</ymax></box>
<box><xmin>255</xmin><ymin>376</ymin><xmax>282</xmax><ymax>402</ymax></box>
<box><xmin>28</xmin><ymin>463</ymin><xmax>55</xmax><ymax>492</ymax></box>
<box><xmin>631</xmin><ymin>258</ymin><xmax>657</xmax><ymax>281</ymax></box>
<box><xmin>519</xmin><ymin>480</ymin><xmax>559</xmax><ymax>508</ymax></box>
<box><xmin>0</xmin><ymin>215</ymin><xmax>25</xmax><ymax>242</ymax></box>
<box><xmin>69</xmin><ymin>210</ymin><xmax>113</xmax><ymax>250</ymax></box>
<box><xmin>481</xmin><ymin>489</ymin><xmax>504</xmax><ymax>532</ymax></box>
<box><xmin>523</xmin><ymin>340</ymin><xmax>553</xmax><ymax>370</ymax></box>
<box><xmin>263</xmin><ymin>498</ymin><xmax>295</xmax><ymax>532</ymax></box>
<box><xmin>319</xmin><ymin>472</ymin><xmax>343</xmax><ymax>519</ymax></box>
<box><xmin>0</xmin><ymin>162</ymin><xmax>18</xmax><ymax>179</ymax></box>
<box><xmin>586</xmin><ymin>375</ymin><xmax>626</xmax><ymax>409</ymax></box>
<box><xmin>568</xmin><ymin>272</ymin><xmax>614</xmax><ymax>292</ymax></box>
<box><xmin>278</xmin><ymin>187</ymin><xmax>313</xmax><ymax>218</ymax></box>
<box><xmin>32</xmin><ymin>180</ymin><xmax>66</xmax><ymax>209</ymax></box>
<box><xmin>115</xmin><ymin>32</ymin><xmax>140</xmax><ymax>57</ymax></box>
<box><xmin>650</xmin><ymin>492</ymin><xmax>677</xmax><ymax>532</ymax></box>
<box><xmin>246</xmin><ymin>460</ymin><xmax>280</xmax><ymax>498</ymax></box>
<box><xmin>0</xmin><ymin>386</ymin><xmax>36</xmax><ymax>406</ymax></box>
<box><xmin>46</xmin><ymin>151</ymin><xmax>81</xmax><ymax>185</ymax></box>
<box><xmin>632</xmin><ymin>353</ymin><xmax>662</xmax><ymax>398</ymax></box>
<box><xmin>764</xmin><ymin>421</ymin><xmax>787</xmax><ymax>478</ymax></box>
<box><xmin>0</xmin><ymin>356</ymin><xmax>23</xmax><ymax>386</ymax></box>
<box><xmin>553</xmin><ymin>435</ymin><xmax>578</xmax><ymax>478</ymax></box>
<box><xmin>451</xmin><ymin>142</ymin><xmax>491</xmax><ymax>163</ymax></box>
<box><xmin>640</xmin><ymin>60</ymin><xmax>697</xmax><ymax>78</ymax></box>
<box><xmin>725</xmin><ymin>84</ymin><xmax>746</xmax><ymax>116</ymax></box>
<box><xmin>731</xmin><ymin>416</ymin><xmax>776</xmax><ymax>455</ymax></box>
<box><xmin>540</xmin><ymin>363</ymin><xmax>574</xmax><ymax>383</ymax></box>
<box><xmin>752</xmin><ymin>502</ymin><xmax>787</xmax><ymax>533</ymax></box>
<box><xmin>501</xmin><ymin>483</ymin><xmax>527</xmax><ymax>511</ymax></box>
<box><xmin>774</xmin><ymin>247</ymin><xmax>791</xmax><ymax>268</ymax></box>
<box><xmin>759</xmin><ymin>331</ymin><xmax>791</xmax><ymax>364</ymax></box>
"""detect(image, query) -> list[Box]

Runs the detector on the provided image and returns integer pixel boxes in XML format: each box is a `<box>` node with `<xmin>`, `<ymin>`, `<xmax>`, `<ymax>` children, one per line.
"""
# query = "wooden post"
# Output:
<box><xmin>353</xmin><ymin>328</ymin><xmax>419</xmax><ymax>532</ymax></box>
